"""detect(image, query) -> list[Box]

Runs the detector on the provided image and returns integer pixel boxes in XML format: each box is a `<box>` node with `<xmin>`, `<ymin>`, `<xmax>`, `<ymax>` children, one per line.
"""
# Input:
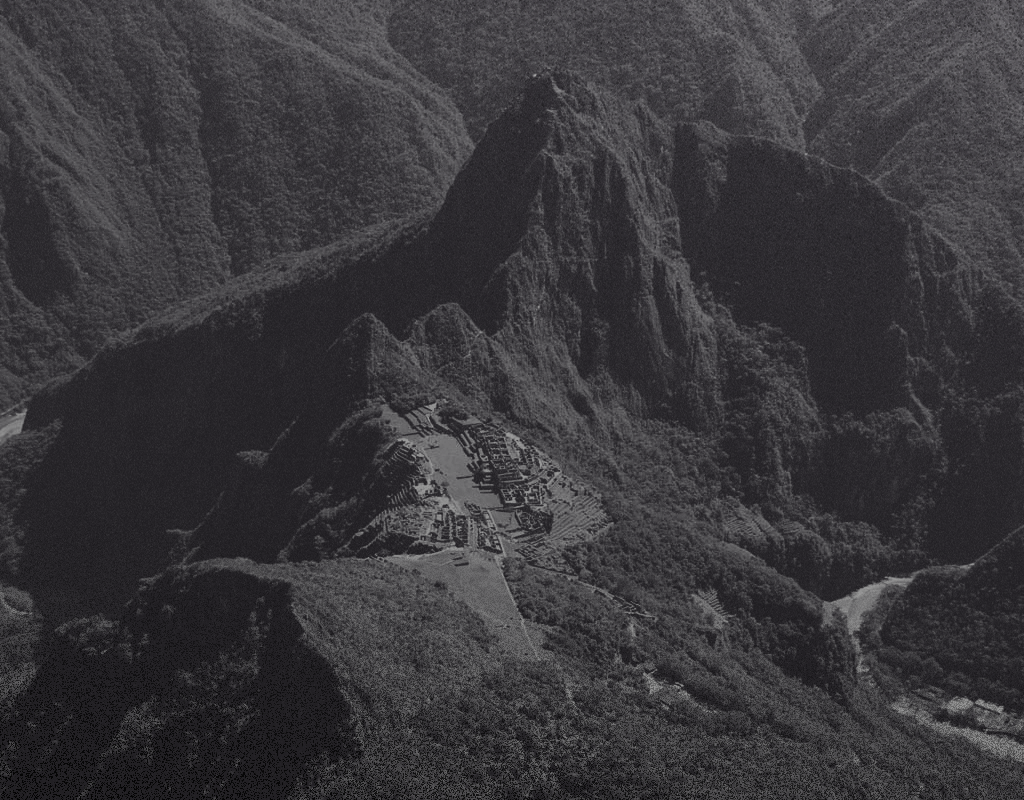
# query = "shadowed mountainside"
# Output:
<box><xmin>389</xmin><ymin>0</ymin><xmax>1024</xmax><ymax>299</ymax></box>
<box><xmin>4</xmin><ymin>0</ymin><xmax>1024</xmax><ymax>428</ymax></box>
<box><xmin>0</xmin><ymin>0</ymin><xmax>471</xmax><ymax>407</ymax></box>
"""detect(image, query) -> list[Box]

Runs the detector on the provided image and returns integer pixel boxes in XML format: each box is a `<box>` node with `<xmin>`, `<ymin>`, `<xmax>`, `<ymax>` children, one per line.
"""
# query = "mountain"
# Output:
<box><xmin>5</xmin><ymin>0</ymin><xmax>1024</xmax><ymax>421</ymax></box>
<box><xmin>0</xmin><ymin>72</ymin><xmax>727</xmax><ymax>616</ymax></box>
<box><xmin>805</xmin><ymin>0</ymin><xmax>1024</xmax><ymax>287</ymax></box>
<box><xmin>7</xmin><ymin>67</ymin><xmax>1024</xmax><ymax>623</ymax></box>
<box><xmin>877</xmin><ymin>524</ymin><xmax>1024</xmax><ymax>712</ymax></box>
<box><xmin>389</xmin><ymin>0</ymin><xmax>1024</xmax><ymax>300</ymax></box>
<box><xmin>4</xmin><ymin>2</ymin><xmax>1024</xmax><ymax>794</ymax></box>
<box><xmin>0</xmin><ymin>0</ymin><xmax>471</xmax><ymax>407</ymax></box>
<box><xmin>0</xmin><ymin>0</ymin><xmax>841</xmax><ymax>414</ymax></box>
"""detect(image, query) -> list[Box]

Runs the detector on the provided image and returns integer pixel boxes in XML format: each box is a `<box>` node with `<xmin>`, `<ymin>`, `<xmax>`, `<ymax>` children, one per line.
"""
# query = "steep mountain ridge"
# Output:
<box><xmin>6</xmin><ymin>65</ymin><xmax>1024</xmax><ymax>800</ymax></box>
<box><xmin>6</xmin><ymin>4</ymin><xmax>1024</xmax><ymax>795</ymax></box>
<box><xmin>416</xmin><ymin>73</ymin><xmax>721</xmax><ymax>426</ymax></box>
<box><xmin>3</xmin><ymin>75</ymin><xmax>727</xmax><ymax>616</ymax></box>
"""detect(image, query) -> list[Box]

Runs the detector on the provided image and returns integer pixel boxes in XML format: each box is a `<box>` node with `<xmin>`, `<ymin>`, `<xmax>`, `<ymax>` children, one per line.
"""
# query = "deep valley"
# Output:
<box><xmin>4</xmin><ymin>2</ymin><xmax>1024</xmax><ymax>798</ymax></box>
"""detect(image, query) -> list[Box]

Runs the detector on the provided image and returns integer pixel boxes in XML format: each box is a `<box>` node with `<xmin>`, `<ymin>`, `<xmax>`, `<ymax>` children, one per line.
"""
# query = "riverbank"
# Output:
<box><xmin>829</xmin><ymin>566</ymin><xmax>1024</xmax><ymax>763</ymax></box>
<box><xmin>826</xmin><ymin>575</ymin><xmax>914</xmax><ymax>672</ymax></box>
<box><xmin>0</xmin><ymin>412</ymin><xmax>26</xmax><ymax>447</ymax></box>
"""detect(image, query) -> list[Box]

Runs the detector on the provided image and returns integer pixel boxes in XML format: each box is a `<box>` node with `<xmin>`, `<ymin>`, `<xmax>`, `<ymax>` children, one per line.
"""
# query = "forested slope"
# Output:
<box><xmin>4</xmin><ymin>72</ymin><xmax>1022</xmax><ymax>633</ymax></box>
<box><xmin>388</xmin><ymin>0</ymin><xmax>1024</xmax><ymax>299</ymax></box>
<box><xmin>0</xmin><ymin>0</ymin><xmax>470</xmax><ymax>406</ymax></box>
<box><xmin>4</xmin><ymin>2</ymin><xmax>1024</xmax><ymax>796</ymax></box>
<box><xmin>389</xmin><ymin>0</ymin><xmax>827</xmax><ymax>145</ymax></box>
<box><xmin>5</xmin><ymin>551</ymin><xmax>1024</xmax><ymax>798</ymax></box>
<box><xmin>879</xmin><ymin>525</ymin><xmax>1024</xmax><ymax>711</ymax></box>
<box><xmin>805</xmin><ymin>0</ymin><xmax>1024</xmax><ymax>287</ymax></box>
<box><xmin>5</xmin><ymin>0</ymin><xmax>1024</xmax><ymax>432</ymax></box>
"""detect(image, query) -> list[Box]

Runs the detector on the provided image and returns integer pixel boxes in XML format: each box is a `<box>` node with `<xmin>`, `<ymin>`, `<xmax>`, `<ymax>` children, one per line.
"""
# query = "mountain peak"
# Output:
<box><xmin>420</xmin><ymin>72</ymin><xmax>719</xmax><ymax>425</ymax></box>
<box><xmin>520</xmin><ymin>68</ymin><xmax>600</xmax><ymax>121</ymax></box>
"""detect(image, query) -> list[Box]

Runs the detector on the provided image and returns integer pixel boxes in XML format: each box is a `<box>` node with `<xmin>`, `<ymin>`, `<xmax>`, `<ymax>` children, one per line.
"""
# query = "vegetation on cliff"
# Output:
<box><xmin>5</xmin><ymin>554</ymin><xmax>1024</xmax><ymax>799</ymax></box>
<box><xmin>878</xmin><ymin>527</ymin><xmax>1024</xmax><ymax>712</ymax></box>
<box><xmin>3</xmin><ymin>1</ymin><xmax>1024</xmax><ymax>793</ymax></box>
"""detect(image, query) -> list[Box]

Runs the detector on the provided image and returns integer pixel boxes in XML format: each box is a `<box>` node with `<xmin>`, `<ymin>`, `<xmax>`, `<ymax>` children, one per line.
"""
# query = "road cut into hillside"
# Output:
<box><xmin>892</xmin><ymin>699</ymin><xmax>1024</xmax><ymax>764</ymax></box>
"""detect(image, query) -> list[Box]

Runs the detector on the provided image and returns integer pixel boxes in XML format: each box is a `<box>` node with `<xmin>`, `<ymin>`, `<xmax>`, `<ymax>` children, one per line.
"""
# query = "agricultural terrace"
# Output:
<box><xmin>373</xmin><ymin>403</ymin><xmax>611</xmax><ymax>566</ymax></box>
<box><xmin>370</xmin><ymin>401</ymin><xmax>619</xmax><ymax>660</ymax></box>
<box><xmin>388</xmin><ymin>549</ymin><xmax>538</xmax><ymax>660</ymax></box>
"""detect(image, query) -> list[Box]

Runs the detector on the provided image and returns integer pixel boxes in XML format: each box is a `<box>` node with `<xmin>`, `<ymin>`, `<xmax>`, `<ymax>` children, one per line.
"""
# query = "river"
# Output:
<box><xmin>826</xmin><ymin>575</ymin><xmax>914</xmax><ymax>672</ymax></box>
<box><xmin>0</xmin><ymin>411</ymin><xmax>26</xmax><ymax>446</ymax></box>
<box><xmin>827</xmin><ymin>567</ymin><xmax>1024</xmax><ymax>763</ymax></box>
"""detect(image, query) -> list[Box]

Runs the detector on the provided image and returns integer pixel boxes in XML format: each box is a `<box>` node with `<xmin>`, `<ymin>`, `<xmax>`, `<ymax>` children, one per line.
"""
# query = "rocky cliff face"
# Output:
<box><xmin>418</xmin><ymin>72</ymin><xmax>721</xmax><ymax>427</ymax></box>
<box><xmin>670</xmin><ymin>119</ymin><xmax>1024</xmax><ymax>558</ymax></box>
<box><xmin>674</xmin><ymin>121</ymin><xmax>977</xmax><ymax>416</ymax></box>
